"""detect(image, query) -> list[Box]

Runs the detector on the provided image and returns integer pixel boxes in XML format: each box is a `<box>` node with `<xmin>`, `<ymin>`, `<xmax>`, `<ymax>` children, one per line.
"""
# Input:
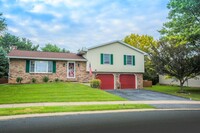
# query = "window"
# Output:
<box><xmin>100</xmin><ymin>53</ymin><xmax>113</xmax><ymax>65</ymax></box>
<box><xmin>126</xmin><ymin>55</ymin><xmax>132</xmax><ymax>65</ymax></box>
<box><xmin>67</xmin><ymin>62</ymin><xmax>75</xmax><ymax>78</ymax></box>
<box><xmin>124</xmin><ymin>55</ymin><xmax>135</xmax><ymax>65</ymax></box>
<box><xmin>30</xmin><ymin>60</ymin><xmax>53</xmax><ymax>73</ymax></box>
<box><xmin>103</xmin><ymin>54</ymin><xmax>110</xmax><ymax>64</ymax></box>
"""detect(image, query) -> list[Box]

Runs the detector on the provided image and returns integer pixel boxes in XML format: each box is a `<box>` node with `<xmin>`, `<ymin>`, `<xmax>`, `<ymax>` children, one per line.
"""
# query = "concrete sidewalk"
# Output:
<box><xmin>1</xmin><ymin>101</ymin><xmax>200</xmax><ymax>108</ymax></box>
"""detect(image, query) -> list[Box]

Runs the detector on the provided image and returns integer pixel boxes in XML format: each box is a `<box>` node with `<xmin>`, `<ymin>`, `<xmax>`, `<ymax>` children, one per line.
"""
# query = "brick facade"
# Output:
<box><xmin>9</xmin><ymin>59</ymin><xmax>143</xmax><ymax>88</ymax></box>
<box><xmin>9</xmin><ymin>59</ymin><xmax>91</xmax><ymax>83</ymax></box>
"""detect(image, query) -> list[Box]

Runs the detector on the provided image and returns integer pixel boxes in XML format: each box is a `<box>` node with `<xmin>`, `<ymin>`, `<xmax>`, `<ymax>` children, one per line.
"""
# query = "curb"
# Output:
<box><xmin>1</xmin><ymin>108</ymin><xmax>200</xmax><ymax>121</ymax></box>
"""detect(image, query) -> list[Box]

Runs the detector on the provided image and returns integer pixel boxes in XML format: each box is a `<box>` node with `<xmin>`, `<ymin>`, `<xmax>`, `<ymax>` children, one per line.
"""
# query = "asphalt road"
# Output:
<box><xmin>1</xmin><ymin>110</ymin><xmax>200</xmax><ymax>133</ymax></box>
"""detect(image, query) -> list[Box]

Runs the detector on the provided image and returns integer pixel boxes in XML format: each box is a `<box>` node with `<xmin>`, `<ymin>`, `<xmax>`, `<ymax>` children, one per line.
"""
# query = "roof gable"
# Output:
<box><xmin>88</xmin><ymin>40</ymin><xmax>147</xmax><ymax>55</ymax></box>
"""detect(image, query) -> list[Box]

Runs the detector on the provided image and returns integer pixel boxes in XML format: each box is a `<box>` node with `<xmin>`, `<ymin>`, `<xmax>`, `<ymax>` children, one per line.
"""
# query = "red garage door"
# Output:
<box><xmin>96</xmin><ymin>74</ymin><xmax>114</xmax><ymax>90</ymax></box>
<box><xmin>120</xmin><ymin>74</ymin><xmax>136</xmax><ymax>89</ymax></box>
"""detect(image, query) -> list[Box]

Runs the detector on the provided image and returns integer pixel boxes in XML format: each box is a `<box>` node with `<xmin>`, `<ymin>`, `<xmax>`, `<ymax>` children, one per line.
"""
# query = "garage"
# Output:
<box><xmin>96</xmin><ymin>74</ymin><xmax>114</xmax><ymax>90</ymax></box>
<box><xmin>120</xmin><ymin>74</ymin><xmax>136</xmax><ymax>89</ymax></box>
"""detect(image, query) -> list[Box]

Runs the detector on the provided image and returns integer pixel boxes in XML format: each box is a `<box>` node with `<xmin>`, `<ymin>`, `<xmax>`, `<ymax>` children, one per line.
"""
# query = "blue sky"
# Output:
<box><xmin>1</xmin><ymin>0</ymin><xmax>169</xmax><ymax>52</ymax></box>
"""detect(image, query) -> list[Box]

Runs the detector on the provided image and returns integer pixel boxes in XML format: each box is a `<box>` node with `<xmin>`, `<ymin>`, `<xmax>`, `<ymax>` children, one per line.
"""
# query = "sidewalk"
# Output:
<box><xmin>1</xmin><ymin>101</ymin><xmax>200</xmax><ymax>108</ymax></box>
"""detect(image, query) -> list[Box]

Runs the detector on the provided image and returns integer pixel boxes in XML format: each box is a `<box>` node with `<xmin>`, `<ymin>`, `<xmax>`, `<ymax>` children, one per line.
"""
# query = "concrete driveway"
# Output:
<box><xmin>106</xmin><ymin>89</ymin><xmax>189</xmax><ymax>101</ymax></box>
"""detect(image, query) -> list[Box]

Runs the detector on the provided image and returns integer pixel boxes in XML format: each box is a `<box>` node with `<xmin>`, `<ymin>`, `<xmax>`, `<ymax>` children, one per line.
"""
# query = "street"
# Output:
<box><xmin>1</xmin><ymin>110</ymin><xmax>200</xmax><ymax>133</ymax></box>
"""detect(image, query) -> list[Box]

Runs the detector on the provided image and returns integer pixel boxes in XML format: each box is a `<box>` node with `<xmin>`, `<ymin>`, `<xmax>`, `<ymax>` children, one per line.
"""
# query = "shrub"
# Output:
<box><xmin>31</xmin><ymin>78</ymin><xmax>36</xmax><ymax>83</ymax></box>
<box><xmin>16</xmin><ymin>77</ymin><xmax>23</xmax><ymax>83</ymax></box>
<box><xmin>90</xmin><ymin>79</ymin><xmax>101</xmax><ymax>88</ymax></box>
<box><xmin>55</xmin><ymin>78</ymin><xmax>59</xmax><ymax>82</ymax></box>
<box><xmin>42</xmin><ymin>76</ymin><xmax>49</xmax><ymax>82</ymax></box>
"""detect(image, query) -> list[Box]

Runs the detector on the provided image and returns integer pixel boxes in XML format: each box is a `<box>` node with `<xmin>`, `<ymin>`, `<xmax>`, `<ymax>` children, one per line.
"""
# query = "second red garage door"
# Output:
<box><xmin>120</xmin><ymin>74</ymin><xmax>136</xmax><ymax>89</ymax></box>
<box><xmin>96</xmin><ymin>74</ymin><xmax>114</xmax><ymax>90</ymax></box>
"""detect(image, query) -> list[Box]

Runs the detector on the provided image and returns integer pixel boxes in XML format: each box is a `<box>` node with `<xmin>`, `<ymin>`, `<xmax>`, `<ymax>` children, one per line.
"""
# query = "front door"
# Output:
<box><xmin>67</xmin><ymin>62</ymin><xmax>75</xmax><ymax>78</ymax></box>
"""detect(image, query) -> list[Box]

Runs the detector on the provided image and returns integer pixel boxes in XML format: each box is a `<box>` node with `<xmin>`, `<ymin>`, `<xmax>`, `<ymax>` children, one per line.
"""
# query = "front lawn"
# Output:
<box><xmin>0</xmin><ymin>104</ymin><xmax>154</xmax><ymax>116</ymax></box>
<box><xmin>145</xmin><ymin>85</ymin><xmax>200</xmax><ymax>100</ymax></box>
<box><xmin>0</xmin><ymin>82</ymin><xmax>125</xmax><ymax>104</ymax></box>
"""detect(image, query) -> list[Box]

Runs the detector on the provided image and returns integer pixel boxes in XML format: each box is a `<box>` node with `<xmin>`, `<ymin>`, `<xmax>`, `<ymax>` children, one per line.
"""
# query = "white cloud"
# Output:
<box><xmin>2</xmin><ymin>0</ymin><xmax>169</xmax><ymax>52</ymax></box>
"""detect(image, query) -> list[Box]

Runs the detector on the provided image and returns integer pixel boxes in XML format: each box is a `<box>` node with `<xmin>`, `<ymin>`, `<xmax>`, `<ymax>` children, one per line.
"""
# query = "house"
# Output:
<box><xmin>7</xmin><ymin>40</ymin><xmax>146</xmax><ymax>89</ymax></box>
<box><xmin>159</xmin><ymin>75</ymin><xmax>200</xmax><ymax>87</ymax></box>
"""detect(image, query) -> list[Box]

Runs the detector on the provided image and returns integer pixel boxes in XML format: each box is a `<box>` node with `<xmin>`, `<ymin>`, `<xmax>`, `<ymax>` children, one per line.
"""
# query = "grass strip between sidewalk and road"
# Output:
<box><xmin>0</xmin><ymin>104</ymin><xmax>154</xmax><ymax>116</ymax></box>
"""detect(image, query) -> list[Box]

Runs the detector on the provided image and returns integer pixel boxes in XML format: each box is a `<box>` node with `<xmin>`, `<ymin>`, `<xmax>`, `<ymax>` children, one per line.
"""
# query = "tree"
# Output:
<box><xmin>124</xmin><ymin>34</ymin><xmax>157</xmax><ymax>53</ymax></box>
<box><xmin>150</xmin><ymin>41</ymin><xmax>200</xmax><ymax>92</ymax></box>
<box><xmin>0</xmin><ymin>47</ymin><xmax>8</xmax><ymax>78</ymax></box>
<box><xmin>124</xmin><ymin>34</ymin><xmax>159</xmax><ymax>84</ymax></box>
<box><xmin>159</xmin><ymin>0</ymin><xmax>200</xmax><ymax>46</ymax></box>
<box><xmin>0</xmin><ymin>33</ymin><xmax>39</xmax><ymax>53</ymax></box>
<box><xmin>41</xmin><ymin>43</ymin><xmax>69</xmax><ymax>53</ymax></box>
<box><xmin>62</xmin><ymin>48</ymin><xmax>70</xmax><ymax>53</ymax></box>
<box><xmin>0</xmin><ymin>13</ymin><xmax>6</xmax><ymax>33</ymax></box>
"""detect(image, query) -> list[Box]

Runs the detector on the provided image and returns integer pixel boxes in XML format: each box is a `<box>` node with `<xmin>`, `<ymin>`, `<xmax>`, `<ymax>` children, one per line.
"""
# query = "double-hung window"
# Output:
<box><xmin>30</xmin><ymin>60</ymin><xmax>53</xmax><ymax>73</ymax></box>
<box><xmin>100</xmin><ymin>53</ymin><xmax>113</xmax><ymax>65</ymax></box>
<box><xmin>124</xmin><ymin>55</ymin><xmax>135</xmax><ymax>65</ymax></box>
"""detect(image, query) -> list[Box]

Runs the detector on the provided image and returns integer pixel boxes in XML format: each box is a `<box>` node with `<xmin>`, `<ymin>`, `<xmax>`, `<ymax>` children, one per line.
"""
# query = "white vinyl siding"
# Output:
<box><xmin>85</xmin><ymin>42</ymin><xmax>144</xmax><ymax>73</ymax></box>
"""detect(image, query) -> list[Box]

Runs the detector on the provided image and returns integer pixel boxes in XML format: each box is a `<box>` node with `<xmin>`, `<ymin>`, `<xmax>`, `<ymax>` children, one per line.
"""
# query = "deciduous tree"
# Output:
<box><xmin>159</xmin><ymin>0</ymin><xmax>200</xmax><ymax>46</ymax></box>
<box><xmin>41</xmin><ymin>43</ymin><xmax>69</xmax><ymax>53</ymax></box>
<box><xmin>150</xmin><ymin>41</ymin><xmax>200</xmax><ymax>92</ymax></box>
<box><xmin>0</xmin><ymin>33</ymin><xmax>39</xmax><ymax>53</ymax></box>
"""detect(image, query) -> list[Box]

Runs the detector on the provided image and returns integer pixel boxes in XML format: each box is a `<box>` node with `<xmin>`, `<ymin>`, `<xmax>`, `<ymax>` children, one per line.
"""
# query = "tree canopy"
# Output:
<box><xmin>124</xmin><ymin>34</ymin><xmax>158</xmax><ymax>53</ymax></box>
<box><xmin>150</xmin><ymin>41</ymin><xmax>200</xmax><ymax>91</ymax></box>
<box><xmin>0</xmin><ymin>33</ymin><xmax>39</xmax><ymax>53</ymax></box>
<box><xmin>159</xmin><ymin>0</ymin><xmax>200</xmax><ymax>46</ymax></box>
<box><xmin>41</xmin><ymin>43</ymin><xmax>69</xmax><ymax>53</ymax></box>
<box><xmin>0</xmin><ymin>13</ymin><xmax>6</xmax><ymax>33</ymax></box>
<box><xmin>0</xmin><ymin>47</ymin><xmax>8</xmax><ymax>78</ymax></box>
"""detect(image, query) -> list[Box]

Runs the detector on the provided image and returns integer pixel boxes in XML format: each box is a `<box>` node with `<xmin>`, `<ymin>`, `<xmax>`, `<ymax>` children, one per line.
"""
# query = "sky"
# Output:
<box><xmin>0</xmin><ymin>0</ymin><xmax>169</xmax><ymax>52</ymax></box>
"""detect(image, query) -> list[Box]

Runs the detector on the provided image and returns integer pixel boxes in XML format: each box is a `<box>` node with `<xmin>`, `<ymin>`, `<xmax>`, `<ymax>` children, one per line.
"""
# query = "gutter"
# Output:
<box><xmin>6</xmin><ymin>56</ymin><xmax>87</xmax><ymax>62</ymax></box>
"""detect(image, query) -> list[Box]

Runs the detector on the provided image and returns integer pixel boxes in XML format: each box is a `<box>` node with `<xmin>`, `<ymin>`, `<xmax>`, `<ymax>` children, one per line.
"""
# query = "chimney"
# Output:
<box><xmin>11</xmin><ymin>46</ymin><xmax>17</xmax><ymax>50</ymax></box>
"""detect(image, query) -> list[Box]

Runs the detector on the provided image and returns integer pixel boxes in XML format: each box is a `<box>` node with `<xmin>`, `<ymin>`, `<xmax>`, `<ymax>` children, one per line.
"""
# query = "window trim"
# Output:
<box><xmin>67</xmin><ymin>62</ymin><xmax>76</xmax><ymax>78</ymax></box>
<box><xmin>29</xmin><ymin>60</ymin><xmax>53</xmax><ymax>73</ymax></box>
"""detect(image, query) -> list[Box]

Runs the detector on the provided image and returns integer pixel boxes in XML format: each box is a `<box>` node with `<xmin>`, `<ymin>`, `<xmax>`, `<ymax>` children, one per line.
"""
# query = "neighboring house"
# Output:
<box><xmin>159</xmin><ymin>75</ymin><xmax>200</xmax><ymax>87</ymax></box>
<box><xmin>7</xmin><ymin>40</ymin><xmax>146</xmax><ymax>89</ymax></box>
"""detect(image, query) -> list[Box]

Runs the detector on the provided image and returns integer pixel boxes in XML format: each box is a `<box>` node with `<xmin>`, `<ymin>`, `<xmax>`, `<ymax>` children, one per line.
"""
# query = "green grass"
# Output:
<box><xmin>0</xmin><ymin>82</ymin><xmax>125</xmax><ymax>104</ymax></box>
<box><xmin>0</xmin><ymin>104</ymin><xmax>154</xmax><ymax>116</ymax></box>
<box><xmin>145</xmin><ymin>85</ymin><xmax>200</xmax><ymax>100</ymax></box>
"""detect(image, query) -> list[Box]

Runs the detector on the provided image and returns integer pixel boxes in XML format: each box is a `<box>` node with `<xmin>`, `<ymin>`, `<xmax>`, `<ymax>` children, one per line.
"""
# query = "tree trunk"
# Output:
<box><xmin>179</xmin><ymin>80</ymin><xmax>184</xmax><ymax>93</ymax></box>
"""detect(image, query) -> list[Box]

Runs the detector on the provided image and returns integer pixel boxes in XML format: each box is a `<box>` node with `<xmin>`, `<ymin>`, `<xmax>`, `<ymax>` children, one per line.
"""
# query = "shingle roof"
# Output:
<box><xmin>7</xmin><ymin>50</ymin><xmax>86</xmax><ymax>61</ymax></box>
